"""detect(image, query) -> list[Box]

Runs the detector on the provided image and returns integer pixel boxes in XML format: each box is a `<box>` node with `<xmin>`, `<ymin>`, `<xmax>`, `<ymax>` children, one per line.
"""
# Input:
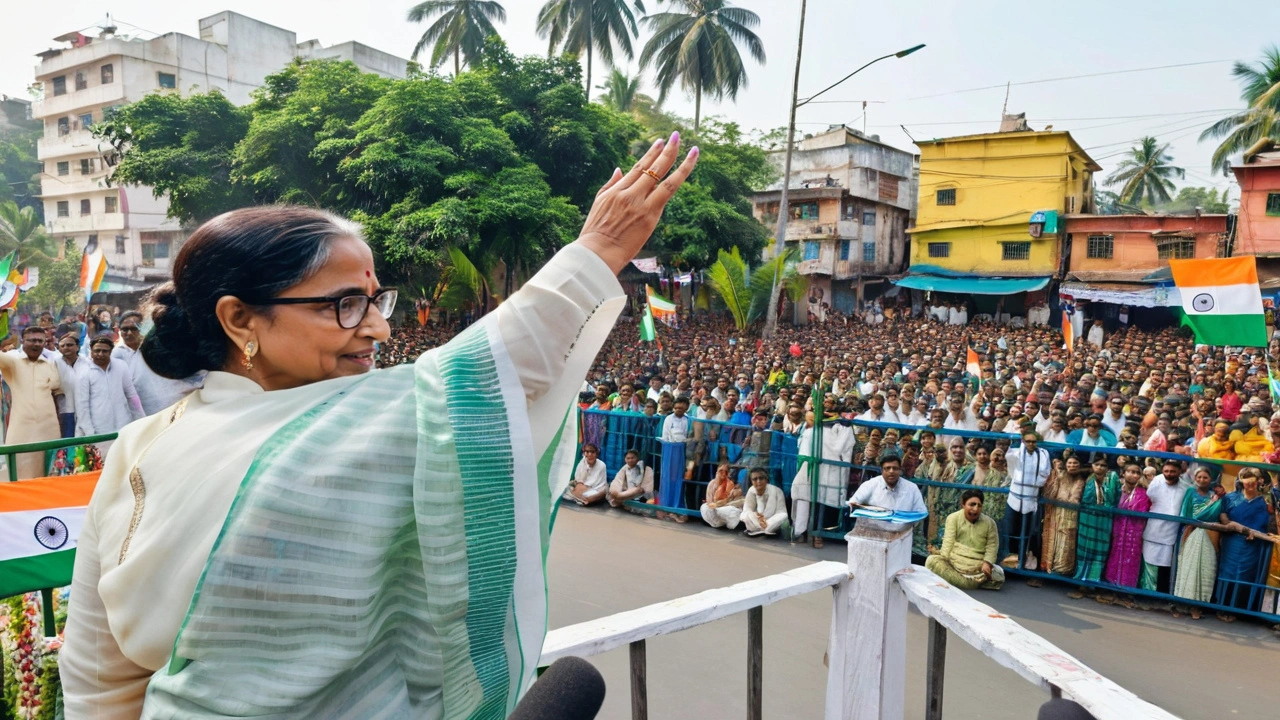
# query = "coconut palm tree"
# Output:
<box><xmin>596</xmin><ymin>69</ymin><xmax>643</xmax><ymax>112</ymax></box>
<box><xmin>536</xmin><ymin>0</ymin><xmax>646</xmax><ymax>94</ymax></box>
<box><xmin>639</xmin><ymin>0</ymin><xmax>765</xmax><ymax>132</ymax></box>
<box><xmin>0</xmin><ymin>200</ymin><xmax>58</xmax><ymax>267</ymax></box>
<box><xmin>704</xmin><ymin>246</ymin><xmax>751</xmax><ymax>330</ymax></box>
<box><xmin>1201</xmin><ymin>45</ymin><xmax>1280</xmax><ymax>173</ymax></box>
<box><xmin>1104</xmin><ymin>137</ymin><xmax>1185</xmax><ymax>205</ymax></box>
<box><xmin>407</xmin><ymin>0</ymin><xmax>507</xmax><ymax>76</ymax></box>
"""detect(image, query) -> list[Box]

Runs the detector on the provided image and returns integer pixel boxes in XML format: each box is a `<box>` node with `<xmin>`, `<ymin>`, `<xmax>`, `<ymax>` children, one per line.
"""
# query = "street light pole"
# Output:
<box><xmin>762</xmin><ymin>40</ymin><xmax>925</xmax><ymax>339</ymax></box>
<box><xmin>763</xmin><ymin>0</ymin><xmax>808</xmax><ymax>340</ymax></box>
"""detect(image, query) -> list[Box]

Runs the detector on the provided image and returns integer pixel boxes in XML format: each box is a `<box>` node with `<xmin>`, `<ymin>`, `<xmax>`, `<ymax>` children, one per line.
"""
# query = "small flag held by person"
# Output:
<box><xmin>966</xmin><ymin>345</ymin><xmax>981</xmax><ymax>377</ymax></box>
<box><xmin>1062</xmin><ymin>312</ymin><xmax>1074</xmax><ymax>355</ymax></box>
<box><xmin>646</xmin><ymin>286</ymin><xmax>678</xmax><ymax>327</ymax></box>
<box><xmin>0</xmin><ymin>473</ymin><xmax>101</xmax><ymax>597</ymax></box>
<box><xmin>80</xmin><ymin>249</ymin><xmax>109</xmax><ymax>302</ymax></box>
<box><xmin>1169</xmin><ymin>256</ymin><xmax>1268</xmax><ymax>347</ymax></box>
<box><xmin>639</xmin><ymin>304</ymin><xmax>656</xmax><ymax>342</ymax></box>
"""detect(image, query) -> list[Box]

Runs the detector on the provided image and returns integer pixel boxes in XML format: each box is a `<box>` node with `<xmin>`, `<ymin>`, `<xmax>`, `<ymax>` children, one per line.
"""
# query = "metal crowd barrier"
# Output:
<box><xmin>574</xmin><ymin>408</ymin><xmax>1280</xmax><ymax>625</ymax></box>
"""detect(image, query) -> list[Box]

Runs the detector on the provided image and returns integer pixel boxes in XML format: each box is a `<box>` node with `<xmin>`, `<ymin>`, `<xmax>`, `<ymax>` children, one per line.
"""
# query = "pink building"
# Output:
<box><xmin>1232</xmin><ymin>139</ymin><xmax>1280</xmax><ymax>255</ymax></box>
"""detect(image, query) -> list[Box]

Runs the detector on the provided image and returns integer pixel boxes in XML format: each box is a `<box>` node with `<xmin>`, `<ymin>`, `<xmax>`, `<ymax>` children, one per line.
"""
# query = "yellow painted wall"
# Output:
<box><xmin>910</xmin><ymin>131</ymin><xmax>1095</xmax><ymax>276</ymax></box>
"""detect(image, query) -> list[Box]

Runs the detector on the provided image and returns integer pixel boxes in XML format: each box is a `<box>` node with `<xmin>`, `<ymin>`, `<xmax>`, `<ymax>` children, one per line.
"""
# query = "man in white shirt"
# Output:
<box><xmin>53</xmin><ymin>333</ymin><xmax>87</xmax><ymax>438</ymax></box>
<box><xmin>111</xmin><ymin>311</ymin><xmax>204</xmax><ymax>416</ymax></box>
<box><xmin>1100</xmin><ymin>394</ymin><xmax>1128</xmax><ymax>438</ymax></box>
<box><xmin>1086</xmin><ymin>320</ymin><xmax>1104</xmax><ymax>348</ymax></box>
<box><xmin>1003</xmin><ymin>431</ymin><xmax>1051</xmax><ymax>569</ymax></box>
<box><xmin>848</xmin><ymin>454</ymin><xmax>927</xmax><ymax>513</ymax></box>
<box><xmin>857</xmin><ymin>393</ymin><xmax>897</xmax><ymax>426</ymax></box>
<box><xmin>742</xmin><ymin>468</ymin><xmax>788</xmax><ymax>536</ymax></box>
<box><xmin>563</xmin><ymin>443</ymin><xmax>608</xmax><ymax>505</ymax></box>
<box><xmin>942</xmin><ymin>392</ymin><xmax>978</xmax><ymax>444</ymax></box>
<box><xmin>1141</xmin><ymin>459</ymin><xmax>1189</xmax><ymax>594</ymax></box>
<box><xmin>74</xmin><ymin>336</ymin><xmax>145</xmax><ymax>445</ymax></box>
<box><xmin>660</xmin><ymin>397</ymin><xmax>692</xmax><ymax>442</ymax></box>
<box><xmin>907</xmin><ymin>398</ymin><xmax>931</xmax><ymax>426</ymax></box>
<box><xmin>608</xmin><ymin>449</ymin><xmax>654</xmax><ymax>508</ymax></box>
<box><xmin>1028</xmin><ymin>400</ymin><xmax>1053</xmax><ymax>437</ymax></box>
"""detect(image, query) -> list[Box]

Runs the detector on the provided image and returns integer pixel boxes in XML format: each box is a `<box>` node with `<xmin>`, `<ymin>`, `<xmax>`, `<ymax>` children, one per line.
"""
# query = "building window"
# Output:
<box><xmin>105</xmin><ymin>195</ymin><xmax>118</xmax><ymax>213</ymax></box>
<box><xmin>1157</xmin><ymin>240</ymin><xmax>1196</xmax><ymax>260</ymax></box>
<box><xmin>862</xmin><ymin>210</ymin><xmax>876</xmax><ymax>226</ymax></box>
<box><xmin>142</xmin><ymin>239</ymin><xmax>171</xmax><ymax>267</ymax></box>
<box><xmin>75</xmin><ymin>70</ymin><xmax>88</xmax><ymax>91</ymax></box>
<box><xmin>158</xmin><ymin>72</ymin><xmax>177</xmax><ymax>89</ymax></box>
<box><xmin>791</xmin><ymin>202</ymin><xmax>819</xmax><ymax>220</ymax></box>
<box><xmin>936</xmin><ymin>188</ymin><xmax>956</xmax><ymax>206</ymax></box>
<box><xmin>862</xmin><ymin>241</ymin><xmax>876</xmax><ymax>263</ymax></box>
<box><xmin>56</xmin><ymin>161</ymin><xmax>69</xmax><ymax>176</ymax></box>
<box><xmin>79</xmin><ymin>112</ymin><xmax>93</xmax><ymax>129</ymax></box>
<box><xmin>114</xmin><ymin>235</ymin><xmax>126</xmax><ymax>254</ymax></box>
<box><xmin>803</xmin><ymin>240</ymin><xmax>820</xmax><ymax>261</ymax></box>
<box><xmin>80</xmin><ymin>199</ymin><xmax>92</xmax><ymax>215</ymax></box>
<box><xmin>927</xmin><ymin>242</ymin><xmax>950</xmax><ymax>258</ymax></box>
<box><xmin>1267</xmin><ymin>192</ymin><xmax>1280</xmax><ymax>217</ymax></box>
<box><xmin>80</xmin><ymin>158</ymin><xmax>93</xmax><ymax>175</ymax></box>
<box><xmin>56</xmin><ymin>201</ymin><xmax>69</xmax><ymax>217</ymax></box>
<box><xmin>51</xmin><ymin>76</ymin><xmax>66</xmax><ymax>96</ymax></box>
<box><xmin>839</xmin><ymin>240</ymin><xmax>850</xmax><ymax>261</ymax></box>
<box><xmin>843</xmin><ymin>202</ymin><xmax>855</xmax><ymax>220</ymax></box>
<box><xmin>101</xmin><ymin>64</ymin><xmax>114</xmax><ymax>84</ymax></box>
<box><xmin>1002</xmin><ymin>242</ymin><xmax>1031</xmax><ymax>261</ymax></box>
<box><xmin>57</xmin><ymin>117</ymin><xmax>70</xmax><ymax>136</ymax></box>
<box><xmin>1086</xmin><ymin>234</ymin><xmax>1113</xmax><ymax>259</ymax></box>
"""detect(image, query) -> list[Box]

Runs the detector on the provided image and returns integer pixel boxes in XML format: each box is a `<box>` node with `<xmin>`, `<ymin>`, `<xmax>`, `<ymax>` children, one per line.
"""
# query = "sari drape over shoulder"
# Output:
<box><xmin>1172</xmin><ymin>490</ymin><xmax>1223</xmax><ymax>604</ymax></box>
<box><xmin>1103</xmin><ymin>485</ymin><xmax>1151</xmax><ymax>588</ymax></box>
<box><xmin>61</xmin><ymin>243</ymin><xmax>626</xmax><ymax>720</ymax></box>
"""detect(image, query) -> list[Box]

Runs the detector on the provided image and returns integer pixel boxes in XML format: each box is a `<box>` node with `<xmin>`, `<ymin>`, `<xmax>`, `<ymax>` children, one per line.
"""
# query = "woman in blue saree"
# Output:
<box><xmin>61</xmin><ymin>136</ymin><xmax>700</xmax><ymax>719</ymax></box>
<box><xmin>1216</xmin><ymin>469</ymin><xmax>1277</xmax><ymax>619</ymax></box>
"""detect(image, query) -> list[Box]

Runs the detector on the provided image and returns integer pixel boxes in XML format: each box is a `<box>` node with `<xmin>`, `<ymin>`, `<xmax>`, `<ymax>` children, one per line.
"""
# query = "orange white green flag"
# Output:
<box><xmin>646</xmin><ymin>285</ymin><xmax>677</xmax><ymax>327</ymax></box>
<box><xmin>0</xmin><ymin>472</ymin><xmax>100</xmax><ymax>597</ymax></box>
<box><xmin>1169</xmin><ymin>256</ymin><xmax>1268</xmax><ymax>347</ymax></box>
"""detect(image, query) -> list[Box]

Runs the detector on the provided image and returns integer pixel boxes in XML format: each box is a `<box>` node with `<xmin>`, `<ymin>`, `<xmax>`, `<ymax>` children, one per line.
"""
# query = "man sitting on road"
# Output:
<box><xmin>608</xmin><ymin>449</ymin><xmax>654</xmax><ymax>510</ymax></box>
<box><xmin>926</xmin><ymin>488</ymin><xmax>1005</xmax><ymax>591</ymax></box>
<box><xmin>564</xmin><ymin>443</ymin><xmax>608</xmax><ymax>506</ymax></box>
<box><xmin>742</xmin><ymin>468</ymin><xmax>788</xmax><ymax>536</ymax></box>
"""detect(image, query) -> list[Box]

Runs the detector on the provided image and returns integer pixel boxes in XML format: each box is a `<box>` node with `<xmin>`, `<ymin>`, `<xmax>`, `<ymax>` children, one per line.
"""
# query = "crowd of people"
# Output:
<box><xmin>7</xmin><ymin>294</ymin><xmax>1280</xmax><ymax>624</ymax></box>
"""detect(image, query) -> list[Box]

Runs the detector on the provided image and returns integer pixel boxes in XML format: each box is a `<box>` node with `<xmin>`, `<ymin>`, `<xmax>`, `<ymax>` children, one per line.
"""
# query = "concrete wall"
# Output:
<box><xmin>1064</xmin><ymin>214</ymin><xmax>1226</xmax><ymax>274</ymax></box>
<box><xmin>1233</xmin><ymin>163</ymin><xmax>1280</xmax><ymax>255</ymax></box>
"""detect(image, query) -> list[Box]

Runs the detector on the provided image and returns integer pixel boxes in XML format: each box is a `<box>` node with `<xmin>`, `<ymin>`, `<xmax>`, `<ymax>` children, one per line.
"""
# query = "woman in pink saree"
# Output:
<box><xmin>1103</xmin><ymin>465</ymin><xmax>1152</xmax><ymax>603</ymax></box>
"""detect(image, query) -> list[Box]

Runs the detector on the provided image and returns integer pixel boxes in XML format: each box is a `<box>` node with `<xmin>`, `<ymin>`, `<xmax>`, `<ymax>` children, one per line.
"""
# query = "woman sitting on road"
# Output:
<box><xmin>700</xmin><ymin>462</ymin><xmax>745</xmax><ymax>530</ymax></box>
<box><xmin>926</xmin><ymin>488</ymin><xmax>1005</xmax><ymax>591</ymax></box>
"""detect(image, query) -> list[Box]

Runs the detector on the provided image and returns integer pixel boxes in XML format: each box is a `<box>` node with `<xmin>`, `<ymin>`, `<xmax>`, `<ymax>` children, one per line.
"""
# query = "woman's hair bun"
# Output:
<box><xmin>141</xmin><ymin>282</ymin><xmax>209</xmax><ymax>379</ymax></box>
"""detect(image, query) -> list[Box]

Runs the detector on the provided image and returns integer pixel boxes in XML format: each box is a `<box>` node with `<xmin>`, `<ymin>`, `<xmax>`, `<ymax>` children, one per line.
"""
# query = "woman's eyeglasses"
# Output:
<box><xmin>256</xmin><ymin>288</ymin><xmax>398</xmax><ymax>329</ymax></box>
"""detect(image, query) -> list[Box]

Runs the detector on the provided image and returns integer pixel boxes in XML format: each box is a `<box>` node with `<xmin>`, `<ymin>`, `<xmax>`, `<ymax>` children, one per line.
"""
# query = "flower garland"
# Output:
<box><xmin>0</xmin><ymin>591</ymin><xmax>67</xmax><ymax>720</ymax></box>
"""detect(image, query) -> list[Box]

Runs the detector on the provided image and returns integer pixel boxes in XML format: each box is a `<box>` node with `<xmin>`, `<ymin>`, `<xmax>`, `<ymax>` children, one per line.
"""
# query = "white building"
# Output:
<box><xmin>33</xmin><ymin>11</ymin><xmax>409</xmax><ymax>290</ymax></box>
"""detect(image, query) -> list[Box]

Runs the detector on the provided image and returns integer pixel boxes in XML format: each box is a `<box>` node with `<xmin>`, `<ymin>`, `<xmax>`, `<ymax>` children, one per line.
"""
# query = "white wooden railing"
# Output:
<box><xmin>541</xmin><ymin>522</ymin><xmax>1181</xmax><ymax>720</ymax></box>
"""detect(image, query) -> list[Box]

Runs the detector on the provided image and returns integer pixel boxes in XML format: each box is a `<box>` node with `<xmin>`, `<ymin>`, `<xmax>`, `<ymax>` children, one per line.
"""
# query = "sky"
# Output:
<box><xmin>3</xmin><ymin>0</ymin><xmax>1276</xmax><ymax>197</ymax></box>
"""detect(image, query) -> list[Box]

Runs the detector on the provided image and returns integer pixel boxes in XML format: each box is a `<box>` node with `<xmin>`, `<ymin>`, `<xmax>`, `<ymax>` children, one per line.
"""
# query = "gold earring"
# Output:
<box><xmin>242</xmin><ymin>341</ymin><xmax>257</xmax><ymax>371</ymax></box>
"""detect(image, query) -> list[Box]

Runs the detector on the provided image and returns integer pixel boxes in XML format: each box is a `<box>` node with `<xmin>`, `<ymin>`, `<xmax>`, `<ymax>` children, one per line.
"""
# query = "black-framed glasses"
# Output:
<box><xmin>255</xmin><ymin>288</ymin><xmax>398</xmax><ymax>329</ymax></box>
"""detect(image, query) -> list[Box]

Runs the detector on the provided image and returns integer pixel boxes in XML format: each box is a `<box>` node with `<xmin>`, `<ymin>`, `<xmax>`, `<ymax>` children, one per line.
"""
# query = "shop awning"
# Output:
<box><xmin>892</xmin><ymin>274</ymin><xmax>1050</xmax><ymax>295</ymax></box>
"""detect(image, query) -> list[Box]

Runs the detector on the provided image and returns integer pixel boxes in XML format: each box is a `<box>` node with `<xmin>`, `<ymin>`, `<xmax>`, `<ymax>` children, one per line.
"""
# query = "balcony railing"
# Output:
<box><xmin>32</xmin><ymin>82</ymin><xmax>126</xmax><ymax>120</ymax></box>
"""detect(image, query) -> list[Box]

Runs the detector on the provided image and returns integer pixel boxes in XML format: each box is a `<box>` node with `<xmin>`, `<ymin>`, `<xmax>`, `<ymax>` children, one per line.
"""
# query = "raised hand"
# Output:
<box><xmin>577</xmin><ymin>132</ymin><xmax>700</xmax><ymax>275</ymax></box>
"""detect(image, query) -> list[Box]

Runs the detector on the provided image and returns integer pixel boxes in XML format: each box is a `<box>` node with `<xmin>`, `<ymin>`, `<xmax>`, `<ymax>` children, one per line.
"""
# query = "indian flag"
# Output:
<box><xmin>646</xmin><ymin>286</ymin><xmax>677</xmax><ymax>327</ymax></box>
<box><xmin>81</xmin><ymin>249</ymin><xmax>108</xmax><ymax>302</ymax></box>
<box><xmin>966</xmin><ymin>345</ymin><xmax>981</xmax><ymax>377</ymax></box>
<box><xmin>639</xmin><ymin>304</ymin><xmax>656</xmax><ymax>342</ymax></box>
<box><xmin>1169</xmin><ymin>256</ymin><xmax>1268</xmax><ymax>347</ymax></box>
<box><xmin>0</xmin><ymin>472</ymin><xmax>100</xmax><ymax>598</ymax></box>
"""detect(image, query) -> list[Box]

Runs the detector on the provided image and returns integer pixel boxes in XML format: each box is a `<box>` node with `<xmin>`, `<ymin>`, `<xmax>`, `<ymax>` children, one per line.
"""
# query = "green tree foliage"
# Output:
<box><xmin>407</xmin><ymin>0</ymin><xmax>507</xmax><ymax>75</ymax></box>
<box><xmin>748</xmin><ymin>244</ymin><xmax>806</xmax><ymax>323</ymax></box>
<box><xmin>1104</xmin><ymin>136</ymin><xmax>1185</xmax><ymax>205</ymax></box>
<box><xmin>704</xmin><ymin>246</ymin><xmax>750</xmax><ymax>329</ymax></box>
<box><xmin>536</xmin><ymin>0</ymin><xmax>645</xmax><ymax>93</ymax></box>
<box><xmin>95</xmin><ymin>90</ymin><xmax>251</xmax><ymax>224</ymax></box>
<box><xmin>639</xmin><ymin>0</ymin><xmax>765</xmax><ymax>131</ymax></box>
<box><xmin>1201</xmin><ymin>45</ymin><xmax>1280</xmax><ymax>173</ymax></box>
<box><xmin>0</xmin><ymin>200</ymin><xmax>58</xmax><ymax>267</ymax></box>
<box><xmin>21</xmin><ymin>240</ymin><xmax>82</xmax><ymax>310</ymax></box>
<box><xmin>1166</xmin><ymin>186</ymin><xmax>1231</xmax><ymax>213</ymax></box>
<box><xmin>0</xmin><ymin>131</ymin><xmax>41</xmax><ymax>215</ymax></box>
<box><xmin>646</xmin><ymin>119</ymin><xmax>772</xmax><ymax>268</ymax></box>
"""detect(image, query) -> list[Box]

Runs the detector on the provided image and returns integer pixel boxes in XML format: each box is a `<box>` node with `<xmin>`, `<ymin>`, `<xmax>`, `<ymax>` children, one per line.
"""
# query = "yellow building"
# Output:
<box><xmin>901</xmin><ymin>129</ymin><xmax>1100</xmax><ymax>300</ymax></box>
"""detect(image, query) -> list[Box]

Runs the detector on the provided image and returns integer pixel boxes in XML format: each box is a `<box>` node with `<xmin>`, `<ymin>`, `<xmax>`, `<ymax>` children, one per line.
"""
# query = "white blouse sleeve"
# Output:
<box><xmin>493</xmin><ymin>242</ymin><xmax>625</xmax><ymax>458</ymax></box>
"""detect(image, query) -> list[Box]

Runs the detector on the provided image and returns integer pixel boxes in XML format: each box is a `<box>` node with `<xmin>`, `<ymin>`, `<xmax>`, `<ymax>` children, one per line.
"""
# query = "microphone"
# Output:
<box><xmin>508</xmin><ymin>656</ymin><xmax>607</xmax><ymax>720</ymax></box>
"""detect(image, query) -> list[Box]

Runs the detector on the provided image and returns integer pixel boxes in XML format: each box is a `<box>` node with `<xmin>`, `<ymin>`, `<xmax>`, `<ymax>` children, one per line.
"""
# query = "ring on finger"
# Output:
<box><xmin>643</xmin><ymin>168</ymin><xmax>664</xmax><ymax>182</ymax></box>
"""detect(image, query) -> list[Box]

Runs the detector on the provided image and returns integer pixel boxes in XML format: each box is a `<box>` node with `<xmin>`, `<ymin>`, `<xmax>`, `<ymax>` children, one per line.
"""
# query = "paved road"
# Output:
<box><xmin>546</xmin><ymin>505</ymin><xmax>1276</xmax><ymax>720</ymax></box>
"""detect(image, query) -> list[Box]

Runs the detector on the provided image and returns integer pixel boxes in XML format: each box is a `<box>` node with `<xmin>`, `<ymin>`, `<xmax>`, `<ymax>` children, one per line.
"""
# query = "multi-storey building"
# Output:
<box><xmin>899</xmin><ymin>124</ymin><xmax>1099</xmax><ymax>319</ymax></box>
<box><xmin>752</xmin><ymin>125</ymin><xmax>917</xmax><ymax>318</ymax></box>
<box><xmin>32</xmin><ymin>11</ymin><xmax>408</xmax><ymax>290</ymax></box>
<box><xmin>1232</xmin><ymin>139</ymin><xmax>1280</xmax><ymax>256</ymax></box>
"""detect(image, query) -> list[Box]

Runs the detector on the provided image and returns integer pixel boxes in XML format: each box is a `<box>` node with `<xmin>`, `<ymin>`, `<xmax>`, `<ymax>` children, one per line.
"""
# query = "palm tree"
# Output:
<box><xmin>536</xmin><ymin>0</ymin><xmax>646</xmax><ymax>94</ymax></box>
<box><xmin>596</xmin><ymin>69</ymin><xmax>642</xmax><ymax>112</ymax></box>
<box><xmin>1104</xmin><ymin>137</ymin><xmax>1185</xmax><ymax>205</ymax></box>
<box><xmin>407</xmin><ymin>0</ymin><xmax>507</xmax><ymax>76</ymax></box>
<box><xmin>749</xmin><ymin>245</ymin><xmax>806</xmax><ymax>324</ymax></box>
<box><xmin>704</xmin><ymin>246</ymin><xmax>751</xmax><ymax>330</ymax></box>
<box><xmin>639</xmin><ymin>0</ymin><xmax>765</xmax><ymax>132</ymax></box>
<box><xmin>0</xmin><ymin>200</ymin><xmax>58</xmax><ymax>267</ymax></box>
<box><xmin>1201</xmin><ymin>45</ymin><xmax>1280</xmax><ymax>173</ymax></box>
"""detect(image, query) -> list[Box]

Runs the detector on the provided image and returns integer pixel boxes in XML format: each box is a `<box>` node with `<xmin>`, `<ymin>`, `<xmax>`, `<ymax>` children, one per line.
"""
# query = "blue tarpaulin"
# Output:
<box><xmin>892</xmin><ymin>274</ymin><xmax>1050</xmax><ymax>295</ymax></box>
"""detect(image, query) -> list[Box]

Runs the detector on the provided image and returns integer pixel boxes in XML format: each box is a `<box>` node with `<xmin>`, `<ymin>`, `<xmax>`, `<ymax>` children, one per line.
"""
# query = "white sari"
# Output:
<box><xmin>61</xmin><ymin>243</ymin><xmax>625</xmax><ymax>719</ymax></box>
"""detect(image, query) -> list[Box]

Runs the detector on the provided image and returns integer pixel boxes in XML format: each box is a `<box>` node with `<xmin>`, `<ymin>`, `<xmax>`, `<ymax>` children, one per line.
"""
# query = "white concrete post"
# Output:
<box><xmin>824</xmin><ymin>520</ymin><xmax>914</xmax><ymax>720</ymax></box>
